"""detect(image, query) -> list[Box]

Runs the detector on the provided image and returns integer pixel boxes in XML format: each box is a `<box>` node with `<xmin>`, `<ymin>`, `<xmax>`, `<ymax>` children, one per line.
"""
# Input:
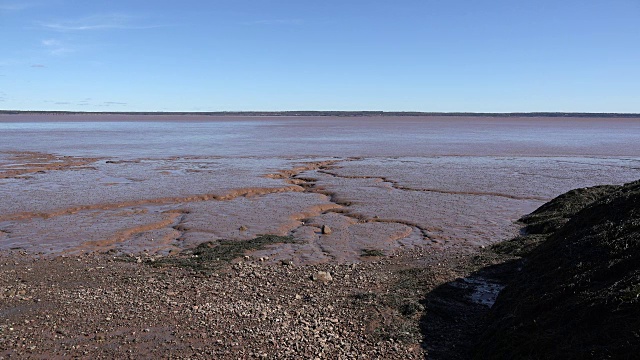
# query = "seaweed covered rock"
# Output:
<box><xmin>519</xmin><ymin>184</ymin><xmax>619</xmax><ymax>235</ymax></box>
<box><xmin>493</xmin><ymin>184</ymin><xmax>620</xmax><ymax>257</ymax></box>
<box><xmin>475</xmin><ymin>180</ymin><xmax>640</xmax><ymax>359</ymax></box>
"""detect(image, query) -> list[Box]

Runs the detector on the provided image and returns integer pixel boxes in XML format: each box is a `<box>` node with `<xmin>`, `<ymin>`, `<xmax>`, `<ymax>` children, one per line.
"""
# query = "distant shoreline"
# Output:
<box><xmin>1</xmin><ymin>110</ymin><xmax>640</xmax><ymax>118</ymax></box>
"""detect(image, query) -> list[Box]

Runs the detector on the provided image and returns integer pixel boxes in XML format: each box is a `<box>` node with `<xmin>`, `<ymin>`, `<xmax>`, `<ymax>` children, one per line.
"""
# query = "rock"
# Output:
<box><xmin>321</xmin><ymin>225</ymin><xmax>332</xmax><ymax>235</ymax></box>
<box><xmin>239</xmin><ymin>225</ymin><xmax>248</xmax><ymax>231</ymax></box>
<box><xmin>476</xmin><ymin>179</ymin><xmax>640</xmax><ymax>359</ymax></box>
<box><xmin>312</xmin><ymin>271</ymin><xmax>333</xmax><ymax>283</ymax></box>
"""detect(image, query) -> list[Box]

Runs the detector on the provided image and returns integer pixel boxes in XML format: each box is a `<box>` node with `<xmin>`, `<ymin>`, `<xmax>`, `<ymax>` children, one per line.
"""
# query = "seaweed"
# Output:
<box><xmin>151</xmin><ymin>234</ymin><xmax>297</xmax><ymax>271</ymax></box>
<box><xmin>360</xmin><ymin>248</ymin><xmax>385</xmax><ymax>257</ymax></box>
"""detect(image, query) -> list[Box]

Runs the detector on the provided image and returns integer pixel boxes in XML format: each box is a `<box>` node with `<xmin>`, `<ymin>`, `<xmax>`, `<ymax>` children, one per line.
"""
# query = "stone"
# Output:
<box><xmin>239</xmin><ymin>225</ymin><xmax>248</xmax><ymax>231</ymax></box>
<box><xmin>312</xmin><ymin>271</ymin><xmax>333</xmax><ymax>283</ymax></box>
<box><xmin>321</xmin><ymin>225</ymin><xmax>332</xmax><ymax>235</ymax></box>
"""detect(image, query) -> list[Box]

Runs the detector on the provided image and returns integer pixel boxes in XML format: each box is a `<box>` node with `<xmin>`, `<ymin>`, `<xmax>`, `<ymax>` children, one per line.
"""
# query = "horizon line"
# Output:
<box><xmin>1</xmin><ymin>110</ymin><xmax>640</xmax><ymax>118</ymax></box>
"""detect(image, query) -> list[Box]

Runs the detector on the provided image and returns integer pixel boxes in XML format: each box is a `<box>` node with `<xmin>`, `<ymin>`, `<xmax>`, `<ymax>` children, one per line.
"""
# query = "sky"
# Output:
<box><xmin>1</xmin><ymin>0</ymin><xmax>639</xmax><ymax>112</ymax></box>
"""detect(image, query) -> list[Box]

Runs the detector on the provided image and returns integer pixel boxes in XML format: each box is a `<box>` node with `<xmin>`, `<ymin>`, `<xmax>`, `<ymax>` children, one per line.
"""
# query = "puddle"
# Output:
<box><xmin>464</xmin><ymin>277</ymin><xmax>505</xmax><ymax>307</ymax></box>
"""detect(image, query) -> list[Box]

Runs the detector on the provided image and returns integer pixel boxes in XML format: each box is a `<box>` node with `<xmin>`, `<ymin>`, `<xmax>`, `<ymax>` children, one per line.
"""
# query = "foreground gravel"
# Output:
<box><xmin>0</xmin><ymin>247</ymin><xmax>476</xmax><ymax>359</ymax></box>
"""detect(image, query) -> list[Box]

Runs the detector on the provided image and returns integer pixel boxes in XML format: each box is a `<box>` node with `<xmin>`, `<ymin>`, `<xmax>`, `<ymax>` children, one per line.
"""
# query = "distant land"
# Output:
<box><xmin>1</xmin><ymin>110</ymin><xmax>640</xmax><ymax>118</ymax></box>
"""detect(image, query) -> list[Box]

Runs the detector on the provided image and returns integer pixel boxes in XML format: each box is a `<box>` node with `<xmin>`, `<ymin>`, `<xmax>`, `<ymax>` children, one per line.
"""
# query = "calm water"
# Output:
<box><xmin>2</xmin><ymin>115</ymin><xmax>640</xmax><ymax>158</ymax></box>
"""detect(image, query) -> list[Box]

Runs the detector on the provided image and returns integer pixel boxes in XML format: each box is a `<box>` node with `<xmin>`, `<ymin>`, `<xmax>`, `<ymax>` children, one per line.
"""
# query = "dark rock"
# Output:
<box><xmin>475</xmin><ymin>179</ymin><xmax>640</xmax><ymax>359</ymax></box>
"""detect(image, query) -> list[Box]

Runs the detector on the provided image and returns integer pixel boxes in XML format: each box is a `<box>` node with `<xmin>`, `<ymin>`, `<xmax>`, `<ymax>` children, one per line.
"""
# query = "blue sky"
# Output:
<box><xmin>1</xmin><ymin>0</ymin><xmax>639</xmax><ymax>112</ymax></box>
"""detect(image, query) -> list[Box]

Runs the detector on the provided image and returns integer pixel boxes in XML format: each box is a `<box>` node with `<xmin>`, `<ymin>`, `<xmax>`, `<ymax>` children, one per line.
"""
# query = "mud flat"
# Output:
<box><xmin>1</xmin><ymin>115</ymin><xmax>639</xmax><ymax>357</ymax></box>
<box><xmin>1</xmin><ymin>151</ymin><xmax>638</xmax><ymax>263</ymax></box>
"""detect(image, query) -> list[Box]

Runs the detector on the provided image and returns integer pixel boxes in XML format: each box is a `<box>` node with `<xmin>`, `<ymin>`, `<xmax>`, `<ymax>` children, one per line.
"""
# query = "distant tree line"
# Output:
<box><xmin>0</xmin><ymin>110</ymin><xmax>639</xmax><ymax>118</ymax></box>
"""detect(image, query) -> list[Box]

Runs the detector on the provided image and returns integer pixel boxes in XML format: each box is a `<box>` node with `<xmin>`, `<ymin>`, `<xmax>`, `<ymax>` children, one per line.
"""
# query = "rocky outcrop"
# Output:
<box><xmin>475</xmin><ymin>180</ymin><xmax>640</xmax><ymax>359</ymax></box>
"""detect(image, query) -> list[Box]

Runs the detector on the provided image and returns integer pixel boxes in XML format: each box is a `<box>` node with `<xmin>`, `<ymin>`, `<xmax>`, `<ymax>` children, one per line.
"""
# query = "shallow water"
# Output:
<box><xmin>1</xmin><ymin>115</ymin><xmax>639</xmax><ymax>263</ymax></box>
<box><xmin>2</xmin><ymin>115</ymin><xmax>640</xmax><ymax>158</ymax></box>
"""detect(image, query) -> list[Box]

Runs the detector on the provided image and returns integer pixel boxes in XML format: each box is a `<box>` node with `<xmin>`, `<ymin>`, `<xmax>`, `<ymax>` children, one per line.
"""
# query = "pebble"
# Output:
<box><xmin>312</xmin><ymin>271</ymin><xmax>333</xmax><ymax>283</ymax></box>
<box><xmin>0</xmin><ymin>246</ymin><xmax>447</xmax><ymax>359</ymax></box>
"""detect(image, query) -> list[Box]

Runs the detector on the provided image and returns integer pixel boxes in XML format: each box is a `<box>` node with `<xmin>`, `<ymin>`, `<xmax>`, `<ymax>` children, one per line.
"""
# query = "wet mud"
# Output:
<box><xmin>1</xmin><ymin>149</ymin><xmax>639</xmax><ymax>264</ymax></box>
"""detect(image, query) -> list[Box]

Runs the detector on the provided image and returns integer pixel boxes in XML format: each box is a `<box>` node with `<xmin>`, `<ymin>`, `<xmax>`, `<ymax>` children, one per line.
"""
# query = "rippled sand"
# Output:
<box><xmin>1</xmin><ymin>116</ymin><xmax>639</xmax><ymax>263</ymax></box>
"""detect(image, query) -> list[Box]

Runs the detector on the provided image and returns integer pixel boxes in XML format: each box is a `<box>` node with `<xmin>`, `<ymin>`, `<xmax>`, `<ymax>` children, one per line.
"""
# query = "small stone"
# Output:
<box><xmin>312</xmin><ymin>271</ymin><xmax>333</xmax><ymax>283</ymax></box>
<box><xmin>281</xmin><ymin>259</ymin><xmax>293</xmax><ymax>266</ymax></box>
<box><xmin>321</xmin><ymin>225</ymin><xmax>332</xmax><ymax>235</ymax></box>
<box><xmin>239</xmin><ymin>225</ymin><xmax>248</xmax><ymax>231</ymax></box>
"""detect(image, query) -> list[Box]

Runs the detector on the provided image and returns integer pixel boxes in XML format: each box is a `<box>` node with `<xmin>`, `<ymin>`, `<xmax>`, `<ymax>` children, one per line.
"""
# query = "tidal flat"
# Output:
<box><xmin>1</xmin><ymin>115</ymin><xmax>639</xmax><ymax>358</ymax></box>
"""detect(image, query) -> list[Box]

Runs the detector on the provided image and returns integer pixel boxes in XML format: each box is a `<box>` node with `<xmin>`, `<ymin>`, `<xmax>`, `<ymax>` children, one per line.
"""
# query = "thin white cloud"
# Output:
<box><xmin>41</xmin><ymin>39</ymin><xmax>61</xmax><ymax>47</ymax></box>
<box><xmin>41</xmin><ymin>38</ymin><xmax>73</xmax><ymax>56</ymax></box>
<box><xmin>39</xmin><ymin>14</ymin><xmax>163</xmax><ymax>31</ymax></box>
<box><xmin>30</xmin><ymin>64</ymin><xmax>46</xmax><ymax>68</ymax></box>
